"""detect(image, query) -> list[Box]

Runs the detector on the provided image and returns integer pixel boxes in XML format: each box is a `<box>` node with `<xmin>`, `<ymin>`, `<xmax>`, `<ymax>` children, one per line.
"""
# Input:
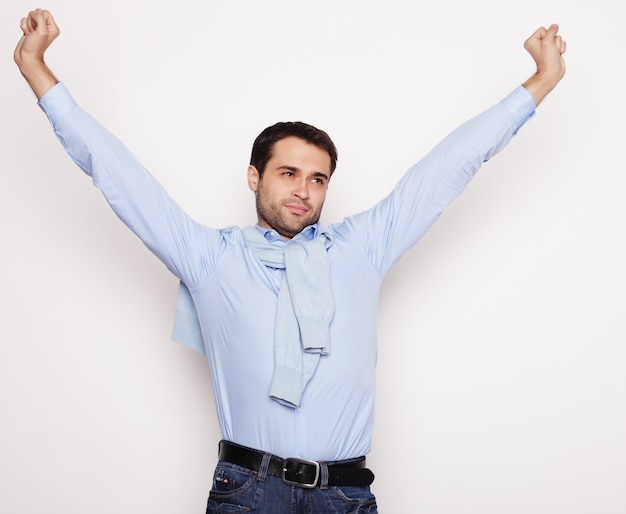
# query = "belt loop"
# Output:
<box><xmin>258</xmin><ymin>451</ymin><xmax>272</xmax><ymax>481</ymax></box>
<box><xmin>319</xmin><ymin>462</ymin><xmax>329</xmax><ymax>489</ymax></box>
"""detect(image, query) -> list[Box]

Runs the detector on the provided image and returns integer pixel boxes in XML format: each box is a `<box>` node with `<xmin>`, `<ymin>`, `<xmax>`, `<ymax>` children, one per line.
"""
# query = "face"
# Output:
<box><xmin>248</xmin><ymin>136</ymin><xmax>331</xmax><ymax>240</ymax></box>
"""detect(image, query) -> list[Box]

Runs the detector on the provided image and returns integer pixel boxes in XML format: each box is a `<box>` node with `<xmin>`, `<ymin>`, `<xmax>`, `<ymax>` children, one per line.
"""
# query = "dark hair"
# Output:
<box><xmin>250</xmin><ymin>121</ymin><xmax>338</xmax><ymax>177</ymax></box>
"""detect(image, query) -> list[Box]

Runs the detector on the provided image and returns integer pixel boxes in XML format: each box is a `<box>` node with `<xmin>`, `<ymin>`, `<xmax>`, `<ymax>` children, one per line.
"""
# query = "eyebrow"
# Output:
<box><xmin>277</xmin><ymin>166</ymin><xmax>330</xmax><ymax>181</ymax></box>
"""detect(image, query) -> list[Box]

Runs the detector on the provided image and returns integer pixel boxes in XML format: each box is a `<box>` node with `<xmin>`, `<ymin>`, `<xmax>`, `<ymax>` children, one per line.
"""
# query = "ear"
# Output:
<box><xmin>247</xmin><ymin>165</ymin><xmax>260</xmax><ymax>192</ymax></box>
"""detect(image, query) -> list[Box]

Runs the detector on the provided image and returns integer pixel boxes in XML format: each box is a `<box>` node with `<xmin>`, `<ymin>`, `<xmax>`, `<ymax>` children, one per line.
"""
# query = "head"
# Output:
<box><xmin>247</xmin><ymin>122</ymin><xmax>338</xmax><ymax>240</ymax></box>
<box><xmin>250</xmin><ymin>121</ymin><xmax>338</xmax><ymax>179</ymax></box>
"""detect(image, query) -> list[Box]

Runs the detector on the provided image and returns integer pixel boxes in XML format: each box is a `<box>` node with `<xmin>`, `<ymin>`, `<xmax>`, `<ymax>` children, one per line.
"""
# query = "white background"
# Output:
<box><xmin>1</xmin><ymin>1</ymin><xmax>625</xmax><ymax>513</ymax></box>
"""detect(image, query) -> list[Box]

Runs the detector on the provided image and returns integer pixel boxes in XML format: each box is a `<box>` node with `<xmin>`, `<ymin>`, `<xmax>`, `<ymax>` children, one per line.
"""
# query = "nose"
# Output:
<box><xmin>292</xmin><ymin>178</ymin><xmax>310</xmax><ymax>200</ymax></box>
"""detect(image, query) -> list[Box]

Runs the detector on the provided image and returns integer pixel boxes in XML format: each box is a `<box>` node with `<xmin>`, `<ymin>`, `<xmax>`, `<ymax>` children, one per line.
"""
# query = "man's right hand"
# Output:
<box><xmin>15</xmin><ymin>9</ymin><xmax>60</xmax><ymax>100</ymax></box>
<box><xmin>521</xmin><ymin>24</ymin><xmax>567</xmax><ymax>107</ymax></box>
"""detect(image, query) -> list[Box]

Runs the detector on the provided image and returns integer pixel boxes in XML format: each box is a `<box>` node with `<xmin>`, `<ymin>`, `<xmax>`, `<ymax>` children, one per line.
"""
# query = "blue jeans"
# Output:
<box><xmin>206</xmin><ymin>460</ymin><xmax>378</xmax><ymax>513</ymax></box>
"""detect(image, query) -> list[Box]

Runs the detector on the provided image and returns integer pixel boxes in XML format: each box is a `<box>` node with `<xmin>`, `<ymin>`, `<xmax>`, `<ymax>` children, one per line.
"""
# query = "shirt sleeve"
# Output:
<box><xmin>38</xmin><ymin>82</ymin><xmax>219</xmax><ymax>289</ymax></box>
<box><xmin>336</xmin><ymin>86</ymin><xmax>536</xmax><ymax>276</ymax></box>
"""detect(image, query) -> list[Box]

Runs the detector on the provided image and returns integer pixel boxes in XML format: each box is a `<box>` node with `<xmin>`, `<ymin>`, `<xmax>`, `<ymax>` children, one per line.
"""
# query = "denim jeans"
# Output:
<box><xmin>206</xmin><ymin>460</ymin><xmax>378</xmax><ymax>513</ymax></box>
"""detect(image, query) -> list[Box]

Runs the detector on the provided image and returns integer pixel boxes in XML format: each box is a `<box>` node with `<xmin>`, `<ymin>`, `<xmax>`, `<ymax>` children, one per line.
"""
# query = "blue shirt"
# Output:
<box><xmin>39</xmin><ymin>83</ymin><xmax>535</xmax><ymax>461</ymax></box>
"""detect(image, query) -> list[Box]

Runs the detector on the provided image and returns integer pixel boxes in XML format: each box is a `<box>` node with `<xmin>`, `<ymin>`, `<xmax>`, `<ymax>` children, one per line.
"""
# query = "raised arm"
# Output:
<box><xmin>342</xmin><ymin>24</ymin><xmax>567</xmax><ymax>275</ymax></box>
<box><xmin>14</xmin><ymin>9</ymin><xmax>60</xmax><ymax>99</ymax></box>
<box><xmin>521</xmin><ymin>24</ymin><xmax>567</xmax><ymax>106</ymax></box>
<box><xmin>14</xmin><ymin>9</ymin><xmax>220</xmax><ymax>291</ymax></box>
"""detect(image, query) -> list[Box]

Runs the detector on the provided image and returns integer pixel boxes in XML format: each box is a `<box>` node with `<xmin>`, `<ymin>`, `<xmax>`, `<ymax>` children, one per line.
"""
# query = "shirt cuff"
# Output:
<box><xmin>37</xmin><ymin>82</ymin><xmax>77</xmax><ymax>126</ymax></box>
<box><xmin>501</xmin><ymin>85</ymin><xmax>536</xmax><ymax>134</ymax></box>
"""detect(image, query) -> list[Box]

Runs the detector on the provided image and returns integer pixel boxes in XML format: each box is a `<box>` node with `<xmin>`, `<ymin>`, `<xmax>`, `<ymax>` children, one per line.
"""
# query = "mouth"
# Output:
<box><xmin>284</xmin><ymin>203</ymin><xmax>309</xmax><ymax>216</ymax></box>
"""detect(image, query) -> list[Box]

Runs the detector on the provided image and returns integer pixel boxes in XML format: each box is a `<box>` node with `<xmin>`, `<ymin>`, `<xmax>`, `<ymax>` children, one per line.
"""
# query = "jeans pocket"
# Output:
<box><xmin>329</xmin><ymin>485</ymin><xmax>378</xmax><ymax>514</ymax></box>
<box><xmin>206</xmin><ymin>462</ymin><xmax>257</xmax><ymax>513</ymax></box>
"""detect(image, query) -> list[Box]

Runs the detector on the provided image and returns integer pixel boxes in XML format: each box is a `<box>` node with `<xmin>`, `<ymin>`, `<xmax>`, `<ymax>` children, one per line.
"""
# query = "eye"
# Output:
<box><xmin>282</xmin><ymin>171</ymin><xmax>294</xmax><ymax>177</ymax></box>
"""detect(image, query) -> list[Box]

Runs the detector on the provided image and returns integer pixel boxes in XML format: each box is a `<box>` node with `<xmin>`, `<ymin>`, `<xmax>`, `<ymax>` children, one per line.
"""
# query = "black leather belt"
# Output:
<box><xmin>218</xmin><ymin>440</ymin><xmax>375</xmax><ymax>489</ymax></box>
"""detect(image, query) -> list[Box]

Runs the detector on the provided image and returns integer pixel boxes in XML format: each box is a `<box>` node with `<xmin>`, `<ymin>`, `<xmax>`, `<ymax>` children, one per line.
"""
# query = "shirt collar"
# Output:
<box><xmin>254</xmin><ymin>224</ymin><xmax>319</xmax><ymax>245</ymax></box>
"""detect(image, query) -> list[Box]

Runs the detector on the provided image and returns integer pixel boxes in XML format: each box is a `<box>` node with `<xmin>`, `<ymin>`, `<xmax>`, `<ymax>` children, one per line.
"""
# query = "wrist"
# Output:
<box><xmin>522</xmin><ymin>69</ymin><xmax>563</xmax><ymax>107</ymax></box>
<box><xmin>16</xmin><ymin>58</ymin><xmax>58</xmax><ymax>100</ymax></box>
<box><xmin>15</xmin><ymin>48</ymin><xmax>46</xmax><ymax>70</ymax></box>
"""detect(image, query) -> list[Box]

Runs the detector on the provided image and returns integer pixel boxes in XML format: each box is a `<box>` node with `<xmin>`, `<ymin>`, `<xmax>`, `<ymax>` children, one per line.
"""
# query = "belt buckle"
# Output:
<box><xmin>282</xmin><ymin>457</ymin><xmax>320</xmax><ymax>488</ymax></box>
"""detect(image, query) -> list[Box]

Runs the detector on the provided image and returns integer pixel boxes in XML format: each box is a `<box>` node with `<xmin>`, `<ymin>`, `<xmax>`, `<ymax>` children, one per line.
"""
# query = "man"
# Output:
<box><xmin>15</xmin><ymin>8</ymin><xmax>566</xmax><ymax>514</ymax></box>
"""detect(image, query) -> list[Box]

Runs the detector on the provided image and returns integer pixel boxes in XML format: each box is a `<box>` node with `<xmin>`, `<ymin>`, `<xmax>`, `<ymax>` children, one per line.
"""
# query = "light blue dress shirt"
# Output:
<box><xmin>39</xmin><ymin>83</ymin><xmax>535</xmax><ymax>462</ymax></box>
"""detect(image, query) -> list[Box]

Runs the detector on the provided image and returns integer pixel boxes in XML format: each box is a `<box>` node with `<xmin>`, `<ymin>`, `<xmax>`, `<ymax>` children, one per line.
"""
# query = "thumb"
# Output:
<box><xmin>524</xmin><ymin>26</ymin><xmax>546</xmax><ymax>52</ymax></box>
<box><xmin>30</xmin><ymin>9</ymin><xmax>60</xmax><ymax>39</ymax></box>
